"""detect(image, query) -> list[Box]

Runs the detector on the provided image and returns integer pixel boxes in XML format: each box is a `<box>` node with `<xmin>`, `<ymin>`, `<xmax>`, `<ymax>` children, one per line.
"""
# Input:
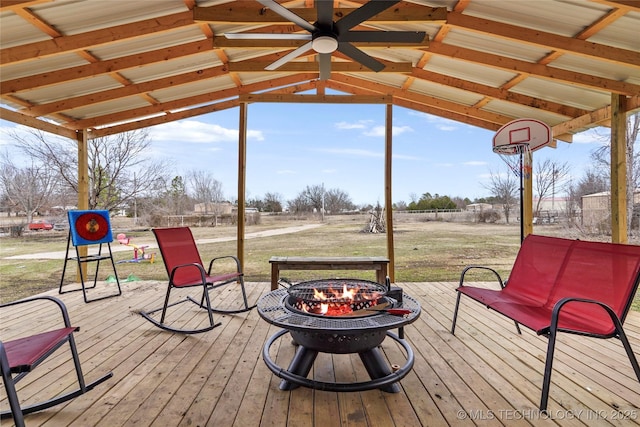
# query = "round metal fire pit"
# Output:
<box><xmin>257</xmin><ymin>284</ymin><xmax>420</xmax><ymax>393</ymax></box>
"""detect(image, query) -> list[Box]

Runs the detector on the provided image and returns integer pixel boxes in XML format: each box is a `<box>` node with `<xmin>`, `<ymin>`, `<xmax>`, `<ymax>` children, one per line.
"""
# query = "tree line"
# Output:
<box><xmin>1</xmin><ymin>114</ymin><xmax>638</xmax><ymax>234</ymax></box>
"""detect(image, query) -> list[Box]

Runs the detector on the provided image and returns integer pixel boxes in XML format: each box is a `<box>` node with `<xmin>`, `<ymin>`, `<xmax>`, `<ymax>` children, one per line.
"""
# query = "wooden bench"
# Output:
<box><xmin>450</xmin><ymin>234</ymin><xmax>640</xmax><ymax>411</ymax></box>
<box><xmin>269</xmin><ymin>256</ymin><xmax>389</xmax><ymax>290</ymax></box>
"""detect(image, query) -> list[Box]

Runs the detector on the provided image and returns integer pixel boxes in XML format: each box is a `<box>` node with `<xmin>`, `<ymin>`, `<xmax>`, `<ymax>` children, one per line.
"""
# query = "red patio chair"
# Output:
<box><xmin>0</xmin><ymin>296</ymin><xmax>112</xmax><ymax>427</ymax></box>
<box><xmin>140</xmin><ymin>227</ymin><xmax>255</xmax><ymax>334</ymax></box>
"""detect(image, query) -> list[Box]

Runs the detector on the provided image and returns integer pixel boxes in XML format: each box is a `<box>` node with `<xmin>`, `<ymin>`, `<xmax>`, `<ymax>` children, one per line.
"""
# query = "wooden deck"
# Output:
<box><xmin>2</xmin><ymin>280</ymin><xmax>639</xmax><ymax>426</ymax></box>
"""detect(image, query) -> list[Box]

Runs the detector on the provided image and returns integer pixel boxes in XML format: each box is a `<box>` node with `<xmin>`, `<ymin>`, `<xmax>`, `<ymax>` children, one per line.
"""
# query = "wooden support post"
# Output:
<box><xmin>237</xmin><ymin>103</ymin><xmax>248</xmax><ymax>267</ymax></box>
<box><xmin>611</xmin><ymin>94</ymin><xmax>628</xmax><ymax>244</ymax></box>
<box><xmin>385</xmin><ymin>103</ymin><xmax>395</xmax><ymax>282</ymax></box>
<box><xmin>76</xmin><ymin>130</ymin><xmax>89</xmax><ymax>279</ymax></box>
<box><xmin>523</xmin><ymin>149</ymin><xmax>533</xmax><ymax>238</ymax></box>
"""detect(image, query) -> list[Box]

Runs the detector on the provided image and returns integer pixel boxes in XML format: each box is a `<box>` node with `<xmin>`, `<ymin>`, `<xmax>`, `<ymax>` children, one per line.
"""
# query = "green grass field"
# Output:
<box><xmin>1</xmin><ymin>214</ymin><xmax>638</xmax><ymax>310</ymax></box>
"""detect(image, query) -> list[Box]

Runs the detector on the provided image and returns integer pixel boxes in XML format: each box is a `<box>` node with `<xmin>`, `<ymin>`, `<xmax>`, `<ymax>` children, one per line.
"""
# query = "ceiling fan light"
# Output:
<box><xmin>312</xmin><ymin>35</ymin><xmax>338</xmax><ymax>54</ymax></box>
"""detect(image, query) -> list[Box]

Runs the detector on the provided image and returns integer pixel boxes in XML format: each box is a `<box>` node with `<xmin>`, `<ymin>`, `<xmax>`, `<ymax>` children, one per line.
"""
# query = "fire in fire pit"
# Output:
<box><xmin>286</xmin><ymin>278</ymin><xmax>386</xmax><ymax>316</ymax></box>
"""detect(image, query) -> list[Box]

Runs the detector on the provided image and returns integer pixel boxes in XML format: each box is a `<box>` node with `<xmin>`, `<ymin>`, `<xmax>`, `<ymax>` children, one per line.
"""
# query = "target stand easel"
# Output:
<box><xmin>59</xmin><ymin>210</ymin><xmax>122</xmax><ymax>303</ymax></box>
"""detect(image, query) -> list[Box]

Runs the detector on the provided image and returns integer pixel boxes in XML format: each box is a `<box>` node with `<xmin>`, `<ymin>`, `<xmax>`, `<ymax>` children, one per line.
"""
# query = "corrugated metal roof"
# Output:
<box><xmin>1</xmin><ymin>0</ymin><xmax>638</xmax><ymax>140</ymax></box>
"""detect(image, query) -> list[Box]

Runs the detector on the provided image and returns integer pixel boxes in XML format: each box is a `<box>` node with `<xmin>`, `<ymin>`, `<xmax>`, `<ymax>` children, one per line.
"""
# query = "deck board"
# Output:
<box><xmin>2</xmin><ymin>280</ymin><xmax>639</xmax><ymax>426</ymax></box>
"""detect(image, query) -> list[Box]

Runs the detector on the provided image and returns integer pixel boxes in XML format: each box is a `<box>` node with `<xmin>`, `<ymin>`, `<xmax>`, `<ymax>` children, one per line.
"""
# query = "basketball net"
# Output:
<box><xmin>493</xmin><ymin>142</ymin><xmax>532</xmax><ymax>179</ymax></box>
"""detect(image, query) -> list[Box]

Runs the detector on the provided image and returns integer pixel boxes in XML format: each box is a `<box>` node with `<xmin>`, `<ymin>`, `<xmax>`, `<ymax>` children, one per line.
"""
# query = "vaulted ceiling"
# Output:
<box><xmin>1</xmin><ymin>0</ymin><xmax>639</xmax><ymax>143</ymax></box>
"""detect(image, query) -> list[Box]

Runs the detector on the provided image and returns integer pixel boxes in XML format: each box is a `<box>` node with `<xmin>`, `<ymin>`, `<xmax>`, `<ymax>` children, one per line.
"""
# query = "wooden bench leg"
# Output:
<box><xmin>271</xmin><ymin>264</ymin><xmax>279</xmax><ymax>291</ymax></box>
<box><xmin>377</xmin><ymin>264</ymin><xmax>388</xmax><ymax>284</ymax></box>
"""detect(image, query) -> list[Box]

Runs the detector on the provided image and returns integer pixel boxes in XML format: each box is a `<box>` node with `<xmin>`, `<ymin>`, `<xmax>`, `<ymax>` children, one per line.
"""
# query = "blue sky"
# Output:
<box><xmin>1</xmin><ymin>104</ymin><xmax>603</xmax><ymax>206</ymax></box>
<box><xmin>143</xmin><ymin>102</ymin><xmax>603</xmax><ymax>206</ymax></box>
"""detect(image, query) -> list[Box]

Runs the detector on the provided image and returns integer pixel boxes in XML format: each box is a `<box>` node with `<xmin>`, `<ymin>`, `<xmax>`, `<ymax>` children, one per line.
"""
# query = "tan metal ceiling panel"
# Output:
<box><xmin>119</xmin><ymin>53</ymin><xmax>223</xmax><ymax>84</ymax></box>
<box><xmin>510</xmin><ymin>77</ymin><xmax>611</xmax><ymax>111</ymax></box>
<box><xmin>16</xmin><ymin>75</ymin><xmax>123</xmax><ymax>105</ymax></box>
<box><xmin>443</xmin><ymin>28</ymin><xmax>552</xmax><ymax>63</ymax></box>
<box><xmin>422</xmin><ymin>55</ymin><xmax>517</xmax><ymax>88</ymax></box>
<box><xmin>89</xmin><ymin>27</ymin><xmax>208</xmax><ymax>60</ymax></box>
<box><xmin>548</xmin><ymin>54</ymin><xmax>640</xmax><ymax>85</ymax></box>
<box><xmin>151</xmin><ymin>77</ymin><xmax>237</xmax><ymax>102</ymax></box>
<box><xmin>2</xmin><ymin>53</ymin><xmax>89</xmax><ymax>81</ymax></box>
<box><xmin>1</xmin><ymin>0</ymin><xmax>638</xmax><ymax>137</ymax></box>
<box><xmin>587</xmin><ymin>11</ymin><xmax>640</xmax><ymax>50</ymax></box>
<box><xmin>62</xmin><ymin>96</ymin><xmax>150</xmax><ymax>120</ymax></box>
<box><xmin>0</xmin><ymin>11</ymin><xmax>50</xmax><ymax>48</ymax></box>
<box><xmin>482</xmin><ymin>99</ymin><xmax>570</xmax><ymax>125</ymax></box>
<box><xmin>409</xmin><ymin>79</ymin><xmax>484</xmax><ymax>106</ymax></box>
<box><xmin>462</xmin><ymin>0</ymin><xmax>610</xmax><ymax>37</ymax></box>
<box><xmin>29</xmin><ymin>0</ymin><xmax>187</xmax><ymax>35</ymax></box>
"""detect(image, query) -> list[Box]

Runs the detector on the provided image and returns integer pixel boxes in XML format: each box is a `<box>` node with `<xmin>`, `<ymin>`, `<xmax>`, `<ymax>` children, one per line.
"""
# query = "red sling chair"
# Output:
<box><xmin>140</xmin><ymin>227</ymin><xmax>255</xmax><ymax>334</ymax></box>
<box><xmin>1</xmin><ymin>296</ymin><xmax>112</xmax><ymax>427</ymax></box>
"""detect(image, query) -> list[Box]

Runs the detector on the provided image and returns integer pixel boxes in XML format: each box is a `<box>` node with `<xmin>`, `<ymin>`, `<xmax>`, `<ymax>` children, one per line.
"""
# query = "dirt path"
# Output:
<box><xmin>3</xmin><ymin>223</ymin><xmax>323</xmax><ymax>260</ymax></box>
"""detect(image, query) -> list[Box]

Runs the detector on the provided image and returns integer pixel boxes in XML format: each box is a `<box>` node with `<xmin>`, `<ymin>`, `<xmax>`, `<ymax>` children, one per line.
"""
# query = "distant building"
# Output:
<box><xmin>193</xmin><ymin>202</ymin><xmax>233</xmax><ymax>215</ymax></box>
<box><xmin>581</xmin><ymin>191</ymin><xmax>640</xmax><ymax>229</ymax></box>
<box><xmin>465</xmin><ymin>203</ymin><xmax>492</xmax><ymax>212</ymax></box>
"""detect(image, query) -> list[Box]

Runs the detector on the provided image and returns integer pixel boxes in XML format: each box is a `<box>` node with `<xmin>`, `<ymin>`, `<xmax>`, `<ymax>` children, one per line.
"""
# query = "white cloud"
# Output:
<box><xmin>463</xmin><ymin>160</ymin><xmax>488</xmax><ymax>166</ymax></box>
<box><xmin>363</xmin><ymin>125</ymin><xmax>413</xmax><ymax>137</ymax></box>
<box><xmin>335</xmin><ymin>120</ymin><xmax>373</xmax><ymax>130</ymax></box>
<box><xmin>149</xmin><ymin>120</ymin><xmax>264</xmax><ymax>143</ymax></box>
<box><xmin>408</xmin><ymin>111</ymin><xmax>460</xmax><ymax>131</ymax></box>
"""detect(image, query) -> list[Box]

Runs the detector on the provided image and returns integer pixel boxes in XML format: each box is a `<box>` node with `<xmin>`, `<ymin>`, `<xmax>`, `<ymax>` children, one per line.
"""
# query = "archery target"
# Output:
<box><xmin>68</xmin><ymin>210</ymin><xmax>113</xmax><ymax>246</ymax></box>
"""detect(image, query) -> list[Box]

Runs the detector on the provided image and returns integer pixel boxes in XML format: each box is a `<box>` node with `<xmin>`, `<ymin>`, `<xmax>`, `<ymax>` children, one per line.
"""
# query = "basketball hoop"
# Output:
<box><xmin>492</xmin><ymin>119</ymin><xmax>551</xmax><ymax>180</ymax></box>
<box><xmin>493</xmin><ymin>142</ymin><xmax>532</xmax><ymax>179</ymax></box>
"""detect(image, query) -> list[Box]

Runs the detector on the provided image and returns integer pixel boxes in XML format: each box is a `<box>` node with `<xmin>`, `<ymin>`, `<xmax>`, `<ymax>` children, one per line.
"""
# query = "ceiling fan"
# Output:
<box><xmin>224</xmin><ymin>0</ymin><xmax>427</xmax><ymax>80</ymax></box>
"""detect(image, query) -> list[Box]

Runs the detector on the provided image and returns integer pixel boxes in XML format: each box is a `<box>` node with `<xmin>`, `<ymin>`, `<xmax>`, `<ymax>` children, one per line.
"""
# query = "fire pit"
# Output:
<box><xmin>257</xmin><ymin>278</ymin><xmax>420</xmax><ymax>393</ymax></box>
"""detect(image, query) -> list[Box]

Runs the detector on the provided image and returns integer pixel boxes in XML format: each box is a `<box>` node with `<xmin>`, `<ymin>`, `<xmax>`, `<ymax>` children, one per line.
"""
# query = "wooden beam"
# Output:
<box><xmin>66</xmin><ymin>73</ymin><xmax>317</xmax><ymax>130</ymax></box>
<box><xmin>194</xmin><ymin>4</ymin><xmax>447</xmax><ymax>24</ymax></box>
<box><xmin>229</xmin><ymin>61</ymin><xmax>413</xmax><ymax>73</ymax></box>
<box><xmin>214</xmin><ymin>39</ymin><xmax>428</xmax><ymax>49</ymax></box>
<box><xmin>90</xmin><ymin>98</ymin><xmax>240</xmax><ymax>138</ymax></box>
<box><xmin>0</xmin><ymin>107</ymin><xmax>76</xmax><ymax>139</ymax></box>
<box><xmin>385</xmin><ymin>103</ymin><xmax>395</xmax><ymax>282</ymax></box>
<box><xmin>610</xmin><ymin>94</ymin><xmax>628</xmax><ymax>243</ymax></box>
<box><xmin>447</xmin><ymin>11</ymin><xmax>640</xmax><ymax>67</ymax></box>
<box><xmin>523</xmin><ymin>150</ymin><xmax>533</xmax><ymax>239</ymax></box>
<box><xmin>427</xmin><ymin>42</ymin><xmax>640</xmax><ymax>96</ymax></box>
<box><xmin>237</xmin><ymin>102</ymin><xmax>247</xmax><ymax>268</ymax></box>
<box><xmin>331</xmin><ymin>74</ymin><xmax>510</xmax><ymax>126</ymax></box>
<box><xmin>76</xmin><ymin>129</ymin><xmax>89</xmax><ymax>279</ymax></box>
<box><xmin>239</xmin><ymin>94</ymin><xmax>392</xmax><ymax>104</ymax></box>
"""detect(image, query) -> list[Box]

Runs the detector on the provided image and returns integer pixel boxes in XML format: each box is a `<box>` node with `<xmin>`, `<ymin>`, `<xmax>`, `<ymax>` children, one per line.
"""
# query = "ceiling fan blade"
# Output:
<box><xmin>318</xmin><ymin>53</ymin><xmax>331</xmax><ymax>80</ymax></box>
<box><xmin>316</xmin><ymin>0</ymin><xmax>334</xmax><ymax>27</ymax></box>
<box><xmin>335</xmin><ymin>0</ymin><xmax>400</xmax><ymax>33</ymax></box>
<box><xmin>337</xmin><ymin>42</ymin><xmax>385</xmax><ymax>72</ymax></box>
<box><xmin>225</xmin><ymin>33</ymin><xmax>311</xmax><ymax>40</ymax></box>
<box><xmin>257</xmin><ymin>0</ymin><xmax>316</xmax><ymax>32</ymax></box>
<box><xmin>340</xmin><ymin>31</ymin><xmax>427</xmax><ymax>44</ymax></box>
<box><xmin>265</xmin><ymin>41</ymin><xmax>313</xmax><ymax>70</ymax></box>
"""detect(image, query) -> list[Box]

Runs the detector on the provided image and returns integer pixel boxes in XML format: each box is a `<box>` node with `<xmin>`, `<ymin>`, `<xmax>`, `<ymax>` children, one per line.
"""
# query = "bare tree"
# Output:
<box><xmin>0</xmin><ymin>153</ymin><xmax>58</xmax><ymax>223</ymax></box>
<box><xmin>263</xmin><ymin>192</ymin><xmax>284</xmax><ymax>212</ymax></box>
<box><xmin>10</xmin><ymin>129</ymin><xmax>170</xmax><ymax>210</ymax></box>
<box><xmin>324</xmin><ymin>188</ymin><xmax>354</xmax><ymax>213</ymax></box>
<box><xmin>187</xmin><ymin>170</ymin><xmax>224</xmax><ymax>211</ymax></box>
<box><xmin>533</xmin><ymin>159</ymin><xmax>571</xmax><ymax>215</ymax></box>
<box><xmin>484</xmin><ymin>167</ymin><xmax>519</xmax><ymax>223</ymax></box>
